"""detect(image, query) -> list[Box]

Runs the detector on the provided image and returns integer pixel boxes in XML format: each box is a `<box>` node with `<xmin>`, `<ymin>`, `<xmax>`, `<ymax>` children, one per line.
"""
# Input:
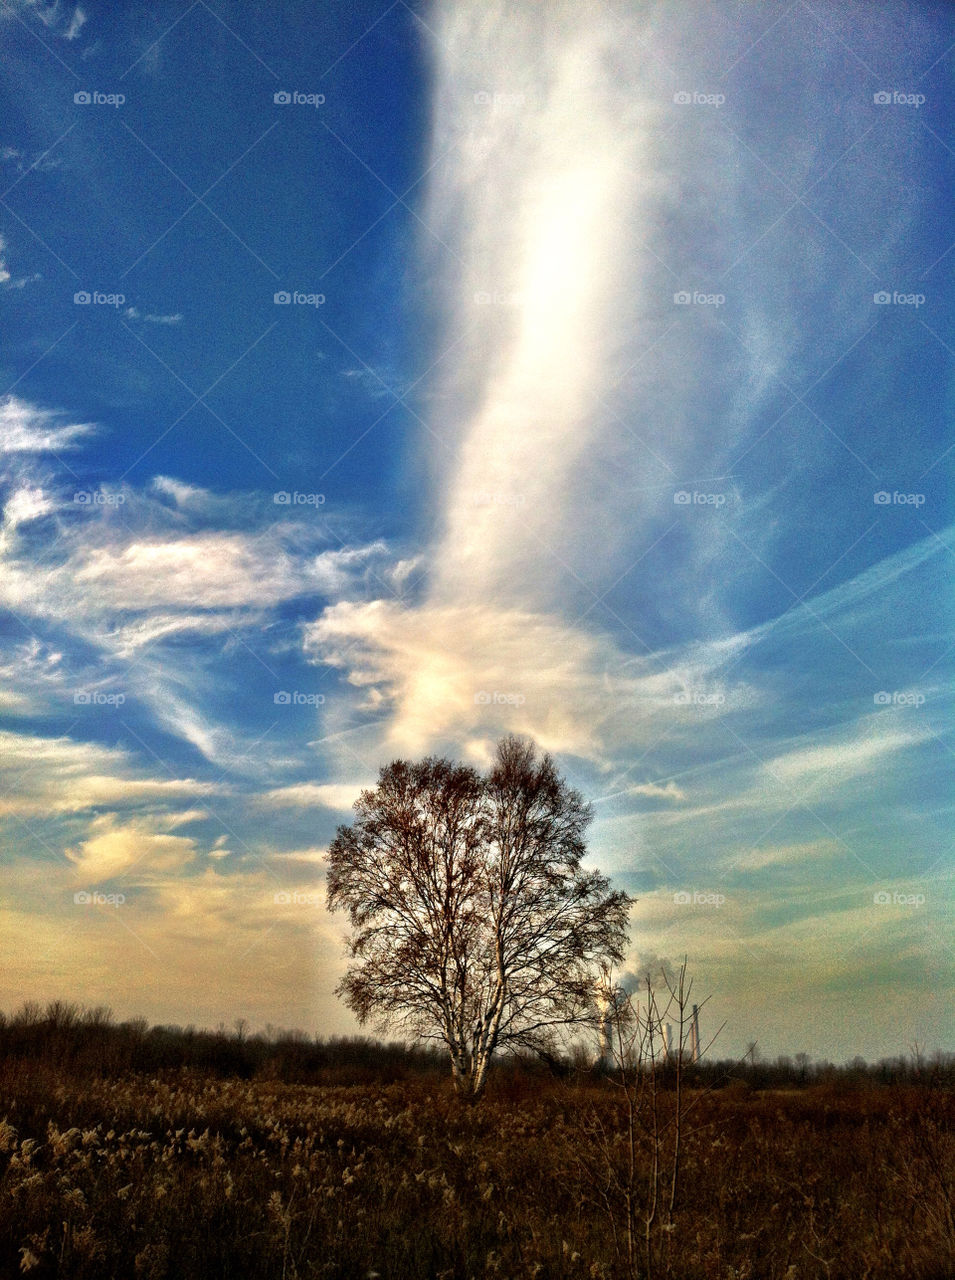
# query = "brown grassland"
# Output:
<box><xmin>1</xmin><ymin>1050</ymin><xmax>952</xmax><ymax>1280</ymax></box>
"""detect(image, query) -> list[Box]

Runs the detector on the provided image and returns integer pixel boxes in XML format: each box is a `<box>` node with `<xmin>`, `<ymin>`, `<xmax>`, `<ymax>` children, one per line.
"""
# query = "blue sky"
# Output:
<box><xmin>0</xmin><ymin>0</ymin><xmax>952</xmax><ymax>1061</ymax></box>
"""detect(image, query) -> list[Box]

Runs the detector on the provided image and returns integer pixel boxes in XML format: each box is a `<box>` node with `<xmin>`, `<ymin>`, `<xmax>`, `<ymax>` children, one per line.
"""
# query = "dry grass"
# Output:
<box><xmin>0</xmin><ymin>1058</ymin><xmax>951</xmax><ymax>1278</ymax></box>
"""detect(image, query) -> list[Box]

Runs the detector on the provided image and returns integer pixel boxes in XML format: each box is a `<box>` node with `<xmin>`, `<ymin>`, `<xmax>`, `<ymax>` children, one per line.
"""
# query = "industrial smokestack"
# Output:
<box><xmin>595</xmin><ymin>975</ymin><xmax>613</xmax><ymax>1067</ymax></box>
<box><xmin>663</xmin><ymin>1023</ymin><xmax>673</xmax><ymax>1059</ymax></box>
<box><xmin>598</xmin><ymin>1007</ymin><xmax>611</xmax><ymax>1065</ymax></box>
<box><xmin>689</xmin><ymin>1004</ymin><xmax>700</xmax><ymax>1063</ymax></box>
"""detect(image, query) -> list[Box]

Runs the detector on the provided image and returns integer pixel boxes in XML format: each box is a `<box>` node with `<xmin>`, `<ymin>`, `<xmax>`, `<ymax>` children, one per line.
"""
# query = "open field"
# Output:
<box><xmin>1</xmin><ymin>1054</ymin><xmax>952</xmax><ymax>1279</ymax></box>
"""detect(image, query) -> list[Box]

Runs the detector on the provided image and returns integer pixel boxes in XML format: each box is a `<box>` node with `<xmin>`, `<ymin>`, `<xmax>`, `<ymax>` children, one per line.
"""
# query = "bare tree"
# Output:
<box><xmin>577</xmin><ymin>961</ymin><xmax>723</xmax><ymax>1280</ymax></box>
<box><xmin>326</xmin><ymin>735</ymin><xmax>632</xmax><ymax>1098</ymax></box>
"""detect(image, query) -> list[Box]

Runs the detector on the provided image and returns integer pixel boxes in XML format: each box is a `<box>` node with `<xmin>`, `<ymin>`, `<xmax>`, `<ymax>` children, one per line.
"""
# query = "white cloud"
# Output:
<box><xmin>3</xmin><ymin>485</ymin><xmax>54</xmax><ymax>529</ymax></box>
<box><xmin>724</xmin><ymin>840</ymin><xmax>843</xmax><ymax>873</ymax></box>
<box><xmin>767</xmin><ymin>723</ymin><xmax>929</xmax><ymax>786</ymax></box>
<box><xmin>340</xmin><ymin>367</ymin><xmax>393</xmax><ymax>399</ymax></box>
<box><xmin>745</xmin><ymin>524</ymin><xmax>955</xmax><ymax>650</ymax></box>
<box><xmin>0</xmin><ymin>429</ymin><xmax>397</xmax><ymax>765</ymax></box>
<box><xmin>0</xmin><ymin>396</ymin><xmax>95</xmax><ymax>454</ymax></box>
<box><xmin>626</xmin><ymin>780</ymin><xmax>687</xmax><ymax>803</ymax></box>
<box><xmin>422</xmin><ymin>4</ymin><xmax>653</xmax><ymax>608</ymax></box>
<box><xmin>151</xmin><ymin>475</ymin><xmax>205</xmax><ymax>506</ymax></box>
<box><xmin>147</xmin><ymin>474</ymin><xmax>270</xmax><ymax>529</ymax></box>
<box><xmin>269</xmin><ymin>847</ymin><xmax>329</xmax><ymax>865</ymax></box>
<box><xmin>302</xmin><ymin>2</ymin><xmax>752</xmax><ymax>762</ymax></box>
<box><xmin>385</xmin><ymin>557</ymin><xmax>423</xmax><ymax>594</ymax></box>
<box><xmin>64</xmin><ymin>4</ymin><xmax>85</xmax><ymax>39</ymax></box>
<box><xmin>306</xmin><ymin>580</ymin><xmax>768</xmax><ymax>763</ymax></box>
<box><xmin>0</xmin><ymin>233</ymin><xmax>38</xmax><ymax>289</ymax></box>
<box><xmin>66</xmin><ymin>811</ymin><xmax>199</xmax><ymax>883</ymax></box>
<box><xmin>261</xmin><ymin>782</ymin><xmax>367</xmax><ymax>811</ymax></box>
<box><xmin>302</xmin><ymin>0</ymin><xmax>952</xmax><ymax>781</ymax></box>
<box><xmin>0</xmin><ymin>730</ymin><xmax>221</xmax><ymax>817</ymax></box>
<box><xmin>72</xmin><ymin>534</ymin><xmax>302</xmax><ymax>609</ymax></box>
<box><xmin>1</xmin><ymin>528</ymin><xmax>389</xmax><ymax>624</ymax></box>
<box><xmin>9</xmin><ymin>1</ymin><xmax>86</xmax><ymax>39</ymax></box>
<box><xmin>308</xmin><ymin>542</ymin><xmax>390</xmax><ymax>596</ymax></box>
<box><xmin>126</xmin><ymin>310</ymin><xmax>183</xmax><ymax>326</ymax></box>
<box><xmin>105</xmin><ymin>611</ymin><xmax>246</xmax><ymax>656</ymax></box>
<box><xmin>0</xmin><ymin>639</ymin><xmax>65</xmax><ymax>711</ymax></box>
<box><xmin>308</xmin><ymin>599</ymin><xmax>610</xmax><ymax>756</ymax></box>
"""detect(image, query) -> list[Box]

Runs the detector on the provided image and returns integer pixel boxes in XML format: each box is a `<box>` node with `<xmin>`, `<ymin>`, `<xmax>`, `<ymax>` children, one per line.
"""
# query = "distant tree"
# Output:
<box><xmin>327</xmin><ymin>736</ymin><xmax>632</xmax><ymax>1098</ymax></box>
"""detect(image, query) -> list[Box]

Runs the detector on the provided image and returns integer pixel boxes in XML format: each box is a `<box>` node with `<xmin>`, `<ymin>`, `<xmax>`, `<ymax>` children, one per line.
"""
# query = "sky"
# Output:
<box><xmin>0</xmin><ymin>0</ymin><xmax>952</xmax><ymax>1062</ymax></box>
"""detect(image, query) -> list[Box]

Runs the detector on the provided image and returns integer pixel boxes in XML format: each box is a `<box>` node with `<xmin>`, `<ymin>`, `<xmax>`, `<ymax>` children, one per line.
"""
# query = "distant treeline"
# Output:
<box><xmin>1</xmin><ymin>1000</ymin><xmax>951</xmax><ymax>1088</ymax></box>
<box><xmin>0</xmin><ymin>1001</ymin><xmax>448</xmax><ymax>1084</ymax></box>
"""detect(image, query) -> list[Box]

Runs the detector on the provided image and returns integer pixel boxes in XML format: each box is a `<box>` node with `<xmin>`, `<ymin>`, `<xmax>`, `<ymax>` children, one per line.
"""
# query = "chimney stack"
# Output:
<box><xmin>689</xmin><ymin>1004</ymin><xmax>700</xmax><ymax>1063</ymax></box>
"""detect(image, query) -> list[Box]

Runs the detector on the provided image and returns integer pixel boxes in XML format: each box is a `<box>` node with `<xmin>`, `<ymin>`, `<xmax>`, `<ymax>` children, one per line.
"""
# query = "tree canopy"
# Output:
<box><xmin>326</xmin><ymin>735</ymin><xmax>632</xmax><ymax>1096</ymax></box>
